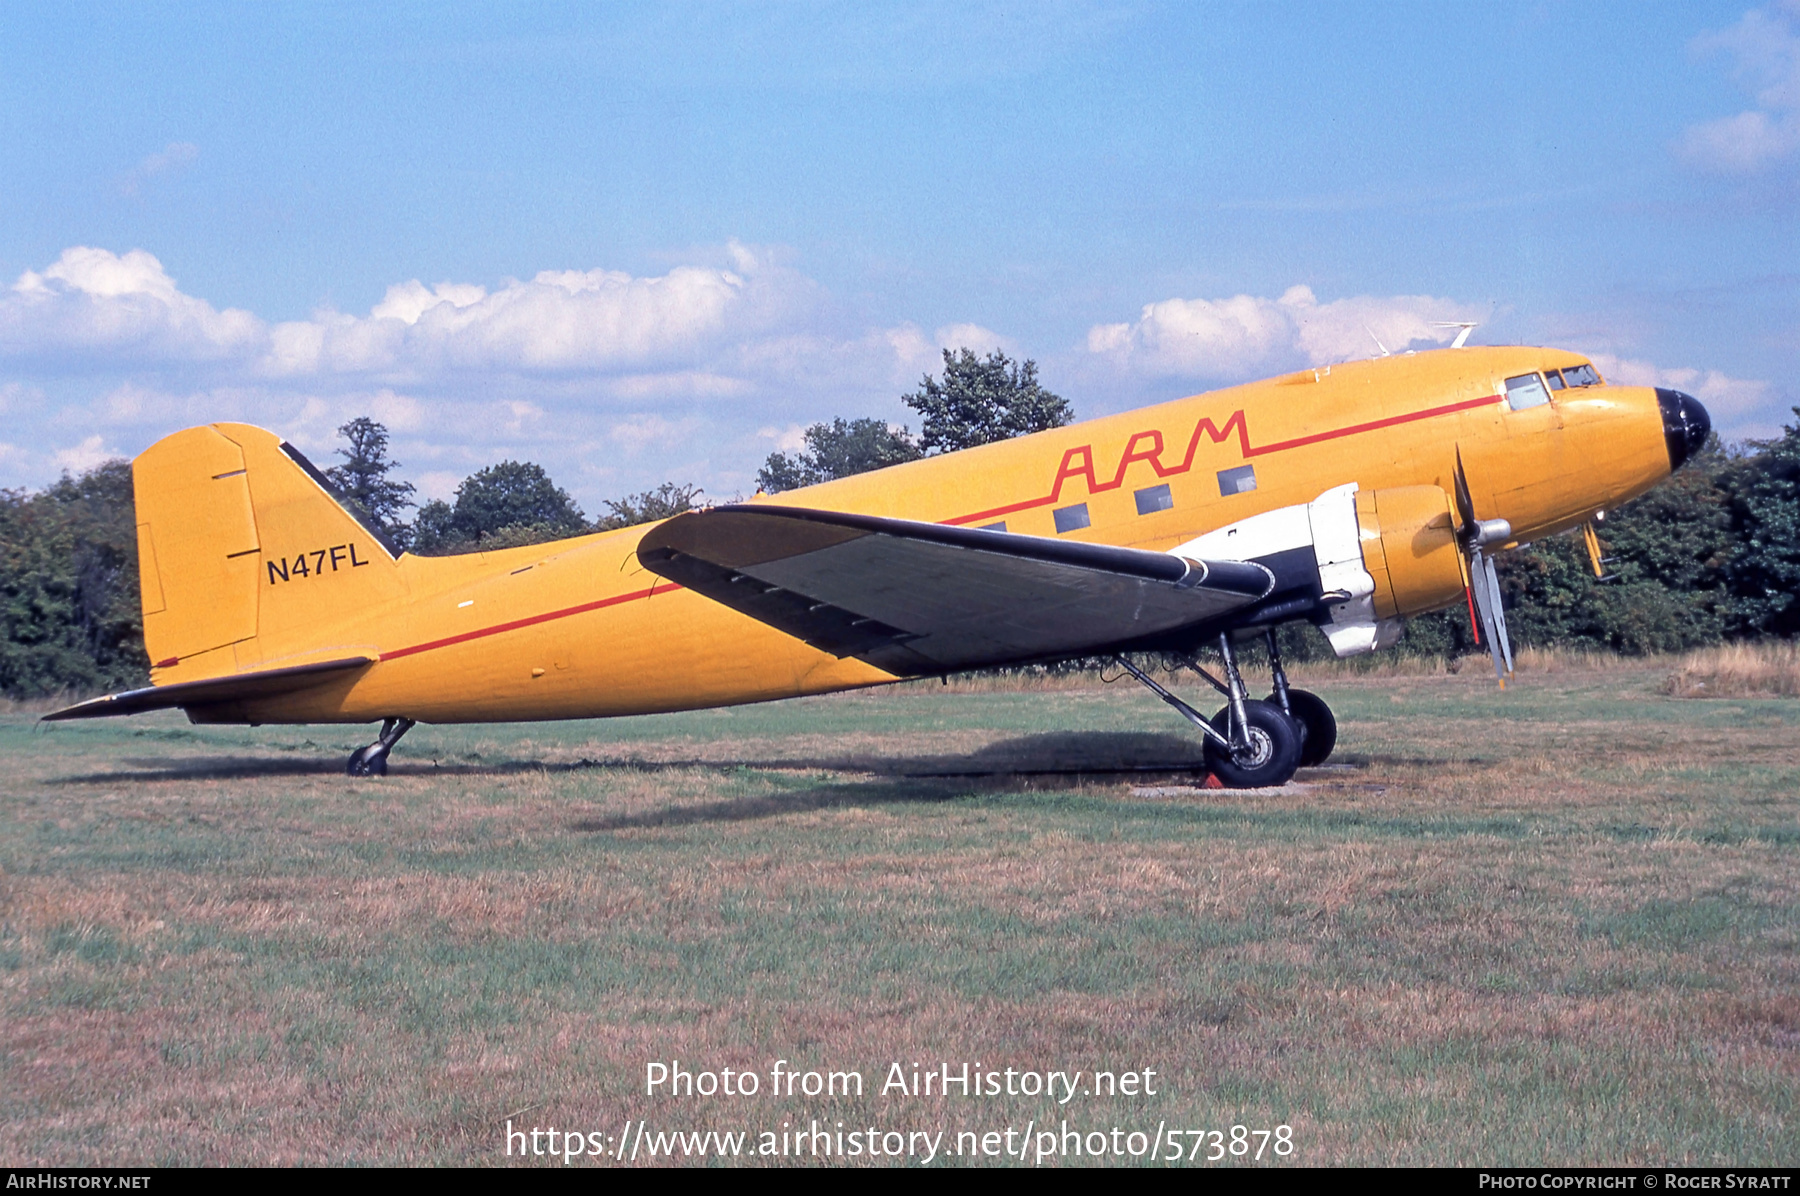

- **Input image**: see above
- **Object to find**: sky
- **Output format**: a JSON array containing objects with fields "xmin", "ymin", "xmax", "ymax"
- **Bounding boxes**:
[{"xmin": 2, "ymin": 1, "xmax": 1797, "ymax": 511}]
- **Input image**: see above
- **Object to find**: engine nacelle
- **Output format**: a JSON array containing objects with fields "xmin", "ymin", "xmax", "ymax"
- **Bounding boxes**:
[
  {"xmin": 1170, "ymin": 482, "xmax": 1468, "ymax": 658},
  {"xmin": 1353, "ymin": 484, "xmax": 1467, "ymax": 621}
]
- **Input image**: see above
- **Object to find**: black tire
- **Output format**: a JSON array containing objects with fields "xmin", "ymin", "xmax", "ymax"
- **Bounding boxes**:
[
  {"xmin": 346, "ymin": 746, "xmax": 388, "ymax": 777},
  {"xmin": 1203, "ymin": 699, "xmax": 1302, "ymax": 789},
  {"xmin": 1270, "ymin": 688, "xmax": 1337, "ymax": 767}
]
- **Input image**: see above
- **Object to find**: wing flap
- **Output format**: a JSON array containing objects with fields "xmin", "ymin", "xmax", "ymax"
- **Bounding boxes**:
[
  {"xmin": 638, "ymin": 506, "xmax": 1272, "ymax": 674},
  {"xmin": 42, "ymin": 656, "xmax": 375, "ymax": 721}
]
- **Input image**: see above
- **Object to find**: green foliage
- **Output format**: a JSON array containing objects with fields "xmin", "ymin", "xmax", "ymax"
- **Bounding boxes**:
[
  {"xmin": 593, "ymin": 482, "xmax": 705, "ymax": 531},
  {"xmin": 1499, "ymin": 537, "xmax": 1719, "ymax": 655},
  {"xmin": 323, "ymin": 418, "xmax": 415, "ymax": 546},
  {"xmin": 756, "ymin": 418, "xmax": 923, "ymax": 493},
  {"xmin": 0, "ymin": 461, "xmax": 148, "ymax": 698},
  {"xmin": 408, "ymin": 499, "xmax": 458, "ymax": 554},
  {"xmin": 409, "ymin": 461, "xmax": 587, "ymax": 555},
  {"xmin": 1480, "ymin": 433, "xmax": 1795, "ymax": 655},
  {"xmin": 1726, "ymin": 410, "xmax": 1800, "ymax": 636},
  {"xmin": 902, "ymin": 348, "xmax": 1071, "ymax": 454}
]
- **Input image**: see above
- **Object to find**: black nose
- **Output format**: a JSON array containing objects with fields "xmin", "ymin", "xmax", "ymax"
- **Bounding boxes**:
[{"xmin": 1656, "ymin": 388, "xmax": 1711, "ymax": 471}]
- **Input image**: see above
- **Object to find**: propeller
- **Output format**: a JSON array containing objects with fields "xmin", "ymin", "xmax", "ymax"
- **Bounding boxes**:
[{"xmin": 1453, "ymin": 448, "xmax": 1514, "ymax": 687}]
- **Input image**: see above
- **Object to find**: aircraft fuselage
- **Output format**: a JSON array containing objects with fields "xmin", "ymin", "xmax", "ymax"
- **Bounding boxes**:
[{"xmin": 137, "ymin": 346, "xmax": 1687, "ymax": 725}]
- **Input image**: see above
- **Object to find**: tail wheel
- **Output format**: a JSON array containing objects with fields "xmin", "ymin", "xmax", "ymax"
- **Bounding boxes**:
[
  {"xmin": 346, "ymin": 746, "xmax": 389, "ymax": 777},
  {"xmin": 1271, "ymin": 688, "xmax": 1337, "ymax": 767},
  {"xmin": 1204, "ymin": 699, "xmax": 1302, "ymax": 789}
]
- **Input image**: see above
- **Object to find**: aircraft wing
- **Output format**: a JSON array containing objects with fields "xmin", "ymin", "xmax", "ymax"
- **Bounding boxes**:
[
  {"xmin": 637, "ymin": 505, "xmax": 1274, "ymax": 675},
  {"xmin": 42, "ymin": 656, "xmax": 375, "ymax": 721}
]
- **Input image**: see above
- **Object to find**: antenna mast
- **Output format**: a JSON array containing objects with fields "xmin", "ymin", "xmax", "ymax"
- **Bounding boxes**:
[{"xmin": 1432, "ymin": 321, "xmax": 1478, "ymax": 349}]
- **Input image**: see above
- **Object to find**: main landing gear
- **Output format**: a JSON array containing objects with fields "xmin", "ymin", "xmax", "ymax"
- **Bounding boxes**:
[
  {"xmin": 1262, "ymin": 629, "xmax": 1336, "ymax": 768},
  {"xmin": 347, "ymin": 717, "xmax": 415, "ymax": 777},
  {"xmin": 1115, "ymin": 629, "xmax": 1336, "ymax": 789}
]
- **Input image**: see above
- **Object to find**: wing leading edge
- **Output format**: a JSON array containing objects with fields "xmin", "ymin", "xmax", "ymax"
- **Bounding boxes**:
[{"xmin": 637, "ymin": 505, "xmax": 1274, "ymax": 675}]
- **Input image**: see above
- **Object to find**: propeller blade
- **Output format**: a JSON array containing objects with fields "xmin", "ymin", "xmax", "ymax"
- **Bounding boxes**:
[
  {"xmin": 1454, "ymin": 448, "xmax": 1515, "ymax": 685},
  {"xmin": 1452, "ymin": 446, "xmax": 1478, "ymax": 536},
  {"xmin": 1468, "ymin": 547, "xmax": 1514, "ymax": 686},
  {"xmin": 1484, "ymin": 551, "xmax": 1514, "ymax": 676}
]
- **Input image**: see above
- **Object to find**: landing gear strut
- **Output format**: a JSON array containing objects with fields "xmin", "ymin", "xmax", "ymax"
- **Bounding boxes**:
[
  {"xmin": 1116, "ymin": 631, "xmax": 1305, "ymax": 789},
  {"xmin": 347, "ymin": 717, "xmax": 415, "ymax": 777},
  {"xmin": 1262, "ymin": 629, "xmax": 1336, "ymax": 767}
]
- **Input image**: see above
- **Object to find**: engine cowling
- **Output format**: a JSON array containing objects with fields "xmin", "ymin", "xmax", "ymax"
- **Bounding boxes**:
[
  {"xmin": 1354, "ymin": 485, "xmax": 1467, "ymax": 620},
  {"xmin": 1170, "ymin": 482, "xmax": 1469, "ymax": 658}
]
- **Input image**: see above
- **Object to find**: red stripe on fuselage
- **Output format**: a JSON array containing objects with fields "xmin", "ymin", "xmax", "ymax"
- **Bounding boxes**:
[{"xmin": 378, "ymin": 582, "xmax": 682, "ymax": 662}]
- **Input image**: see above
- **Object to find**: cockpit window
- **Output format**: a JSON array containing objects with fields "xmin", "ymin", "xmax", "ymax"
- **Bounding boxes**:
[
  {"xmin": 1562, "ymin": 363, "xmax": 1600, "ymax": 387},
  {"xmin": 1504, "ymin": 373, "xmax": 1551, "ymax": 411},
  {"xmin": 1544, "ymin": 368, "xmax": 1566, "ymax": 390}
]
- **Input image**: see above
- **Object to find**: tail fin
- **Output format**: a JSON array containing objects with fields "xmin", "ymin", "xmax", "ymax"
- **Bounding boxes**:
[{"xmin": 135, "ymin": 423, "xmax": 407, "ymax": 679}]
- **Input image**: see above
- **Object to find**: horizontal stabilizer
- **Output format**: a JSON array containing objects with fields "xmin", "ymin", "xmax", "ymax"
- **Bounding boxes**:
[
  {"xmin": 42, "ymin": 656, "xmax": 375, "ymax": 721},
  {"xmin": 637, "ymin": 505, "xmax": 1273, "ymax": 674}
]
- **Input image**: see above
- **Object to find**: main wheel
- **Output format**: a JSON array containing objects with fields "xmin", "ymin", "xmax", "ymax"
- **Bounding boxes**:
[
  {"xmin": 1203, "ymin": 699, "xmax": 1302, "ymax": 789},
  {"xmin": 346, "ymin": 745, "xmax": 388, "ymax": 777},
  {"xmin": 1269, "ymin": 688, "xmax": 1337, "ymax": 767}
]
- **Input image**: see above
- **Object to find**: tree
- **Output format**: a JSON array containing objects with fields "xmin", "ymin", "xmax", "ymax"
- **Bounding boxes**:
[
  {"xmin": 324, "ymin": 417, "xmax": 415, "ymax": 545},
  {"xmin": 1727, "ymin": 408, "xmax": 1800, "ymax": 636},
  {"xmin": 901, "ymin": 348, "xmax": 1071, "ymax": 454},
  {"xmin": 756, "ymin": 418, "xmax": 922, "ymax": 493},
  {"xmin": 594, "ymin": 482, "xmax": 705, "ymax": 530},
  {"xmin": 410, "ymin": 460, "xmax": 587, "ymax": 555},
  {"xmin": 0, "ymin": 461, "xmax": 147, "ymax": 698},
  {"xmin": 409, "ymin": 500, "xmax": 459, "ymax": 553}
]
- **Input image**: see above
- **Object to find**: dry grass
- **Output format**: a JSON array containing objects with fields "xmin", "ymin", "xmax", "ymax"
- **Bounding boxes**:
[
  {"xmin": 2, "ymin": 663, "xmax": 1796, "ymax": 1166},
  {"xmin": 1665, "ymin": 641, "xmax": 1800, "ymax": 699}
]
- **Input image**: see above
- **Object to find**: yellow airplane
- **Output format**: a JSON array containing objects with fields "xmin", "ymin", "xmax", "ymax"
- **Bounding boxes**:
[{"xmin": 46, "ymin": 345, "xmax": 1710, "ymax": 788}]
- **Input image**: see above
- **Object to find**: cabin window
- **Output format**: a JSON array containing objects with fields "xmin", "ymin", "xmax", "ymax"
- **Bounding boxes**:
[
  {"xmin": 1562, "ymin": 363, "xmax": 1600, "ymax": 387},
  {"xmin": 1544, "ymin": 368, "xmax": 1566, "ymax": 390},
  {"xmin": 1217, "ymin": 465, "xmax": 1257, "ymax": 495},
  {"xmin": 1052, "ymin": 503, "xmax": 1090, "ymax": 534},
  {"xmin": 1135, "ymin": 483, "xmax": 1173, "ymax": 515},
  {"xmin": 1504, "ymin": 373, "xmax": 1551, "ymax": 411}
]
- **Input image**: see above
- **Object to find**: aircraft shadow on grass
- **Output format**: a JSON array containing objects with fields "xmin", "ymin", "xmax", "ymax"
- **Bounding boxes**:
[
  {"xmin": 51, "ymin": 730, "xmax": 1218, "ymax": 787},
  {"xmin": 46, "ymin": 731, "xmax": 1398, "ymax": 832}
]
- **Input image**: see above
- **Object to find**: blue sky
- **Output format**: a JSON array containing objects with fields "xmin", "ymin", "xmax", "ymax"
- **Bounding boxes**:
[{"xmin": 2, "ymin": 2, "xmax": 1796, "ymax": 510}]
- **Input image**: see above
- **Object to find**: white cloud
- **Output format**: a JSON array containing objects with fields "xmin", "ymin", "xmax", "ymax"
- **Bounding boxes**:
[
  {"xmin": 501, "ymin": 400, "xmax": 543, "ymax": 434},
  {"xmin": 98, "ymin": 381, "xmax": 168, "ymax": 424},
  {"xmin": 606, "ymin": 370, "xmax": 752, "ymax": 400},
  {"xmin": 3, "ymin": 247, "xmax": 263, "ymax": 362},
  {"xmin": 757, "ymin": 423, "xmax": 808, "ymax": 452},
  {"xmin": 1678, "ymin": 109, "xmax": 1800, "ymax": 172},
  {"xmin": 284, "ymin": 248, "xmax": 788, "ymax": 376},
  {"xmin": 934, "ymin": 322, "xmax": 1016, "ymax": 357},
  {"xmin": 53, "ymin": 434, "xmax": 122, "ymax": 474},
  {"xmin": 415, "ymin": 471, "xmax": 462, "ymax": 503},
  {"xmin": 0, "ymin": 242, "xmax": 871, "ymax": 393},
  {"xmin": 0, "ymin": 380, "xmax": 41, "ymax": 413},
  {"xmin": 609, "ymin": 413, "xmax": 700, "ymax": 453},
  {"xmin": 119, "ymin": 142, "xmax": 199, "ymax": 197},
  {"xmin": 365, "ymin": 388, "xmax": 427, "ymax": 432},
  {"xmin": 370, "ymin": 279, "xmax": 488, "ymax": 324},
  {"xmin": 1086, "ymin": 284, "xmax": 1483, "ymax": 380},
  {"xmin": 1678, "ymin": 4, "xmax": 1800, "ymax": 173},
  {"xmin": 0, "ymin": 243, "xmax": 1003, "ymax": 502},
  {"xmin": 1589, "ymin": 352, "xmax": 1782, "ymax": 436}
]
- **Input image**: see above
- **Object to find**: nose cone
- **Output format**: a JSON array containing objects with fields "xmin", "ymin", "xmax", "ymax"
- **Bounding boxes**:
[{"xmin": 1656, "ymin": 388, "xmax": 1711, "ymax": 472}]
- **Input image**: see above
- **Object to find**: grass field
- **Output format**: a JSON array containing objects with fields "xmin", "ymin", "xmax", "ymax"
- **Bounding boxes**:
[{"xmin": 2, "ymin": 662, "xmax": 1796, "ymax": 1166}]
